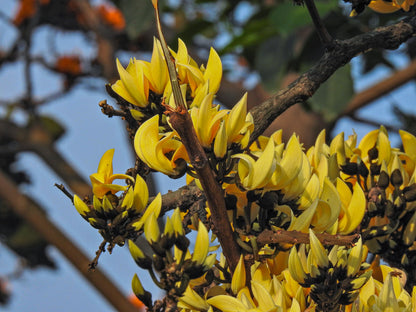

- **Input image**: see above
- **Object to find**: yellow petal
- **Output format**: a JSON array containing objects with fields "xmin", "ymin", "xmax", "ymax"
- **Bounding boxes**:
[
  {"xmin": 251, "ymin": 281, "xmax": 277, "ymax": 311},
  {"xmin": 192, "ymin": 221, "xmax": 209, "ymax": 265},
  {"xmin": 207, "ymin": 295, "xmax": 248, "ymax": 312},
  {"xmin": 133, "ymin": 193, "xmax": 162, "ymax": 231},
  {"xmin": 231, "ymin": 255, "xmax": 246, "ymax": 294},
  {"xmin": 203, "ymin": 47, "xmax": 222, "ymax": 95},
  {"xmin": 338, "ymin": 183, "xmax": 366, "ymax": 234}
]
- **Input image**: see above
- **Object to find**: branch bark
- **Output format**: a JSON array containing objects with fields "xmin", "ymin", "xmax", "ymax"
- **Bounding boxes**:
[{"xmin": 257, "ymin": 229, "xmax": 360, "ymax": 247}]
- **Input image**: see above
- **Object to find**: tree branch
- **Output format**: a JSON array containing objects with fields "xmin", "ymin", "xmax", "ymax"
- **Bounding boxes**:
[
  {"xmin": 257, "ymin": 229, "xmax": 360, "ymax": 247},
  {"xmin": 249, "ymin": 16, "xmax": 416, "ymax": 142}
]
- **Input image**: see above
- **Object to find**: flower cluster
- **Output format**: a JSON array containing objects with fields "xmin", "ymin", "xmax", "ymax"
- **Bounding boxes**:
[{"xmin": 69, "ymin": 34, "xmax": 416, "ymax": 312}]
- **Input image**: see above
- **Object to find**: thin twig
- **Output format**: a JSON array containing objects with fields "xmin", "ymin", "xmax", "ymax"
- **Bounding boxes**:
[
  {"xmin": 54, "ymin": 183, "xmax": 74, "ymax": 202},
  {"xmin": 304, "ymin": 0, "xmax": 332, "ymax": 45}
]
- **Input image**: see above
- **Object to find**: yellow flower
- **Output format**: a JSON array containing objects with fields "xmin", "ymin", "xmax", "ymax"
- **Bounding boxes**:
[
  {"xmin": 336, "ymin": 178, "xmax": 366, "ymax": 234},
  {"xmin": 143, "ymin": 37, "xmax": 169, "ymax": 94},
  {"xmin": 89, "ymin": 149, "xmax": 134, "ymax": 198},
  {"xmin": 112, "ymin": 58, "xmax": 149, "ymax": 107},
  {"xmin": 134, "ymin": 115, "xmax": 188, "ymax": 177},
  {"xmin": 189, "ymin": 93, "xmax": 228, "ymax": 148}
]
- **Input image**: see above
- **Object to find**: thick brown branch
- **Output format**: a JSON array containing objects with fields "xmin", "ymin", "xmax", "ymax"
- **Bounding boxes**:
[
  {"xmin": 257, "ymin": 229, "xmax": 360, "ymax": 247},
  {"xmin": 0, "ymin": 170, "xmax": 138, "ymax": 312},
  {"xmin": 250, "ymin": 16, "xmax": 416, "ymax": 142}
]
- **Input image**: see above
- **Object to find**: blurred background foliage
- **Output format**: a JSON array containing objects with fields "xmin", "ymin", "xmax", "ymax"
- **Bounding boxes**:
[{"xmin": 1, "ymin": 0, "xmax": 416, "ymax": 308}]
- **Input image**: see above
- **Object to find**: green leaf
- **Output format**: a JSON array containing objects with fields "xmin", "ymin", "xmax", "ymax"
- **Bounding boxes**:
[
  {"xmin": 254, "ymin": 35, "xmax": 296, "ymax": 92},
  {"xmin": 268, "ymin": 1, "xmax": 338, "ymax": 36},
  {"xmin": 308, "ymin": 64, "xmax": 354, "ymax": 122},
  {"xmin": 121, "ymin": 0, "xmax": 153, "ymax": 40}
]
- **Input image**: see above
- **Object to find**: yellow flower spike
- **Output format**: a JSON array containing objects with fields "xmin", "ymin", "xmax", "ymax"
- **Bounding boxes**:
[
  {"xmin": 226, "ymin": 93, "xmax": 249, "ymax": 144},
  {"xmin": 231, "ymin": 255, "xmax": 246, "ymax": 295},
  {"xmin": 134, "ymin": 115, "xmax": 185, "ymax": 176},
  {"xmin": 203, "ymin": 47, "xmax": 222, "ymax": 95},
  {"xmin": 207, "ymin": 295, "xmax": 249, "ymax": 312},
  {"xmin": 132, "ymin": 174, "xmax": 149, "ymax": 214},
  {"xmin": 251, "ymin": 280, "xmax": 277, "ymax": 311},
  {"xmin": 133, "ymin": 193, "xmax": 162, "ymax": 231},
  {"xmin": 347, "ymin": 237, "xmax": 363, "ymax": 277},
  {"xmin": 178, "ymin": 286, "xmax": 210, "ymax": 311},
  {"xmin": 90, "ymin": 149, "xmax": 134, "ymax": 198},
  {"xmin": 144, "ymin": 212, "xmax": 160, "ymax": 244},
  {"xmin": 73, "ymin": 195, "xmax": 89, "ymax": 217},
  {"xmin": 338, "ymin": 182, "xmax": 366, "ymax": 234},
  {"xmin": 192, "ymin": 221, "xmax": 209, "ymax": 265},
  {"xmin": 309, "ymin": 229, "xmax": 329, "ymax": 268},
  {"xmin": 112, "ymin": 59, "xmax": 149, "ymax": 107},
  {"xmin": 298, "ymin": 173, "xmax": 320, "ymax": 210},
  {"xmin": 376, "ymin": 130, "xmax": 392, "ymax": 165},
  {"xmin": 146, "ymin": 37, "xmax": 168, "ymax": 94},
  {"xmin": 288, "ymin": 246, "xmax": 307, "ymax": 284},
  {"xmin": 214, "ymin": 121, "xmax": 227, "ymax": 158},
  {"xmin": 330, "ymin": 132, "xmax": 347, "ymax": 166}
]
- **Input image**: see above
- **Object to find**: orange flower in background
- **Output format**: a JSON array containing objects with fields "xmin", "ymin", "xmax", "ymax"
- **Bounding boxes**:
[
  {"xmin": 128, "ymin": 294, "xmax": 145, "ymax": 311},
  {"xmin": 97, "ymin": 4, "xmax": 125, "ymax": 31},
  {"xmin": 55, "ymin": 55, "xmax": 82, "ymax": 76},
  {"xmin": 13, "ymin": 0, "xmax": 50, "ymax": 26}
]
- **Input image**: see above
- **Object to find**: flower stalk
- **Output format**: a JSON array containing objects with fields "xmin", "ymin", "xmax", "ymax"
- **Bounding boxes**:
[{"xmin": 150, "ymin": 0, "xmax": 240, "ymax": 272}]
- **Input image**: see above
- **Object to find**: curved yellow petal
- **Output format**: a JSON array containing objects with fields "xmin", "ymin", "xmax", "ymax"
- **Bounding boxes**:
[
  {"xmin": 338, "ymin": 183, "xmax": 366, "ymax": 234},
  {"xmin": 203, "ymin": 47, "xmax": 222, "ymax": 95}
]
